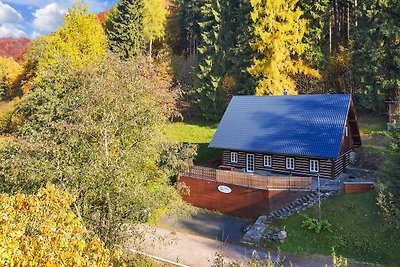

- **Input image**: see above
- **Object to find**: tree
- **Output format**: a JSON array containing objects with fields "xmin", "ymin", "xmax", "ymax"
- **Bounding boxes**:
[
  {"xmin": 296, "ymin": 0, "xmax": 330, "ymax": 69},
  {"xmin": 195, "ymin": 0, "xmax": 227, "ymax": 120},
  {"xmin": 352, "ymin": 0, "xmax": 400, "ymax": 112},
  {"xmin": 106, "ymin": 0, "xmax": 146, "ymax": 59},
  {"xmin": 0, "ymin": 57, "xmax": 23, "ymax": 100},
  {"xmin": 0, "ymin": 183, "xmax": 112, "ymax": 266},
  {"xmin": 37, "ymin": 2, "xmax": 107, "ymax": 74},
  {"xmin": 143, "ymin": 0, "xmax": 167, "ymax": 57},
  {"xmin": 0, "ymin": 54, "xmax": 196, "ymax": 247},
  {"xmin": 379, "ymin": 119, "xmax": 400, "ymax": 229},
  {"xmin": 248, "ymin": 0, "xmax": 319, "ymax": 95}
]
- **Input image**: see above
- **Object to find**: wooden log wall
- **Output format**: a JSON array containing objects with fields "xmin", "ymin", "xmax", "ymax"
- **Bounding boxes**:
[
  {"xmin": 222, "ymin": 150, "xmax": 334, "ymax": 179},
  {"xmin": 333, "ymin": 150, "xmax": 351, "ymax": 178}
]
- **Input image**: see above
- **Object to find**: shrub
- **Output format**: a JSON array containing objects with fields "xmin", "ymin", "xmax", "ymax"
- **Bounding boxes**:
[
  {"xmin": 0, "ymin": 98, "xmax": 21, "ymax": 133},
  {"xmin": 0, "ymin": 183, "xmax": 112, "ymax": 266},
  {"xmin": 301, "ymin": 216, "xmax": 332, "ymax": 234}
]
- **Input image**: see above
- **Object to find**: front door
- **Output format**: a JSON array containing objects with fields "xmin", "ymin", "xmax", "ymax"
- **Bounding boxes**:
[{"xmin": 246, "ymin": 154, "xmax": 255, "ymax": 173}]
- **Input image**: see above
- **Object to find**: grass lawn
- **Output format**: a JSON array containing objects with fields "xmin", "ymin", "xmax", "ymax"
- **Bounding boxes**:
[
  {"xmin": 262, "ymin": 192, "xmax": 400, "ymax": 265},
  {"xmin": 164, "ymin": 120, "xmax": 219, "ymax": 164}
]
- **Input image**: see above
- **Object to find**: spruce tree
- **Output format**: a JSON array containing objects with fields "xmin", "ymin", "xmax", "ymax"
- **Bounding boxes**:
[
  {"xmin": 297, "ymin": 0, "xmax": 330, "ymax": 69},
  {"xmin": 106, "ymin": 0, "xmax": 145, "ymax": 59},
  {"xmin": 196, "ymin": 0, "xmax": 226, "ymax": 120},
  {"xmin": 352, "ymin": 0, "xmax": 400, "ymax": 112}
]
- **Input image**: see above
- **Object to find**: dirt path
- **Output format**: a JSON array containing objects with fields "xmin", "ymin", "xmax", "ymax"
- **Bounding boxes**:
[{"xmin": 129, "ymin": 226, "xmax": 370, "ymax": 267}]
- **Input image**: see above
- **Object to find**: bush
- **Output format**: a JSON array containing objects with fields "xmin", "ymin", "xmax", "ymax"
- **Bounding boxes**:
[
  {"xmin": 0, "ymin": 98, "xmax": 21, "ymax": 133},
  {"xmin": 301, "ymin": 216, "xmax": 332, "ymax": 234},
  {"xmin": 0, "ymin": 183, "xmax": 112, "ymax": 266}
]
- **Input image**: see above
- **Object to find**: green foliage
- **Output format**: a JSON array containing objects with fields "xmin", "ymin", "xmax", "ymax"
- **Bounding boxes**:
[
  {"xmin": 301, "ymin": 216, "xmax": 332, "ymax": 234},
  {"xmin": 352, "ymin": 0, "xmax": 400, "ymax": 112},
  {"xmin": 195, "ymin": 0, "xmax": 255, "ymax": 120},
  {"xmin": 164, "ymin": 120, "xmax": 219, "ymax": 164},
  {"xmin": 378, "ymin": 121, "xmax": 400, "ymax": 228},
  {"xmin": 262, "ymin": 192, "xmax": 400, "ymax": 265},
  {"xmin": 0, "ymin": 54, "xmax": 195, "ymax": 247},
  {"xmin": 106, "ymin": 0, "xmax": 146, "ymax": 59},
  {"xmin": 249, "ymin": 0, "xmax": 320, "ymax": 95},
  {"xmin": 0, "ymin": 98, "xmax": 21, "ymax": 134},
  {"xmin": 296, "ymin": 0, "xmax": 330, "ymax": 70},
  {"xmin": 37, "ymin": 2, "xmax": 107, "ymax": 75}
]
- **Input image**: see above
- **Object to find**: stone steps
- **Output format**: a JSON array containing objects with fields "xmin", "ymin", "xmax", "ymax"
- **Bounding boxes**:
[{"xmin": 241, "ymin": 191, "xmax": 335, "ymax": 244}]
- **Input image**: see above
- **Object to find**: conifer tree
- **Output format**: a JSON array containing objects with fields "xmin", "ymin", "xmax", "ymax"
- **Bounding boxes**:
[
  {"xmin": 196, "ymin": 0, "xmax": 226, "ymax": 120},
  {"xmin": 248, "ymin": 0, "xmax": 319, "ymax": 95},
  {"xmin": 352, "ymin": 0, "xmax": 400, "ymax": 112},
  {"xmin": 106, "ymin": 0, "xmax": 145, "ymax": 59},
  {"xmin": 297, "ymin": 0, "xmax": 330, "ymax": 69}
]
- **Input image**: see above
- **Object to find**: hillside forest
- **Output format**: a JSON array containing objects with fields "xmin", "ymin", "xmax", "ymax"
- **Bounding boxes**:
[{"xmin": 0, "ymin": 0, "xmax": 399, "ymax": 265}]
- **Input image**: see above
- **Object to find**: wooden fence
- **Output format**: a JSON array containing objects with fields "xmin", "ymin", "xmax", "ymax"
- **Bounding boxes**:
[{"xmin": 182, "ymin": 166, "xmax": 312, "ymax": 190}]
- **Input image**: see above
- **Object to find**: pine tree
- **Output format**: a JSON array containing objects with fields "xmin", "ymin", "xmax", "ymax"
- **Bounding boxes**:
[
  {"xmin": 248, "ymin": 0, "xmax": 319, "ymax": 95},
  {"xmin": 143, "ymin": 0, "xmax": 167, "ymax": 56},
  {"xmin": 106, "ymin": 0, "xmax": 145, "ymax": 59}
]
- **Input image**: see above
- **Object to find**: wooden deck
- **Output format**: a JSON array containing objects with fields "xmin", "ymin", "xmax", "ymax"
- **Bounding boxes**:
[{"xmin": 181, "ymin": 166, "xmax": 312, "ymax": 191}]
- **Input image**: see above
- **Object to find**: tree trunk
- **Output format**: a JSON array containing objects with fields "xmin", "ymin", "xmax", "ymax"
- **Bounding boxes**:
[{"xmin": 334, "ymin": 0, "xmax": 340, "ymax": 52}]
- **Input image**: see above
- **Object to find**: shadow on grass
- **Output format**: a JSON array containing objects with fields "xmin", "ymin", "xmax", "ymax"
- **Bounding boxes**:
[{"xmin": 195, "ymin": 143, "xmax": 220, "ymax": 165}]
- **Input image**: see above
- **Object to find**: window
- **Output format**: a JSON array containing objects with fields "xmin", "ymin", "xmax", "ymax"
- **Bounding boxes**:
[
  {"xmin": 345, "ymin": 126, "xmax": 349, "ymax": 137},
  {"xmin": 230, "ymin": 152, "xmax": 238, "ymax": 163},
  {"xmin": 286, "ymin": 157, "xmax": 295, "ymax": 170},
  {"xmin": 246, "ymin": 154, "xmax": 255, "ymax": 173},
  {"xmin": 263, "ymin": 155, "xmax": 272, "ymax": 167},
  {"xmin": 310, "ymin": 160, "xmax": 319, "ymax": 173}
]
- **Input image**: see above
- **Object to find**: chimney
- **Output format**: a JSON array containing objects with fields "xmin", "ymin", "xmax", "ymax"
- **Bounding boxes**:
[{"xmin": 283, "ymin": 88, "xmax": 288, "ymax": 95}]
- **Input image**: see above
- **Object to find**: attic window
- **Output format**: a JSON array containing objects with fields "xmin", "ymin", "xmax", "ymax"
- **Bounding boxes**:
[
  {"xmin": 310, "ymin": 160, "xmax": 319, "ymax": 173},
  {"xmin": 230, "ymin": 152, "xmax": 238, "ymax": 163},
  {"xmin": 263, "ymin": 155, "xmax": 272, "ymax": 167},
  {"xmin": 286, "ymin": 157, "xmax": 295, "ymax": 170},
  {"xmin": 345, "ymin": 126, "xmax": 349, "ymax": 137}
]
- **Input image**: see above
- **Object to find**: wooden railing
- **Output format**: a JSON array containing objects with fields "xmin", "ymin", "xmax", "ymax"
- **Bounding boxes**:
[{"xmin": 181, "ymin": 166, "xmax": 312, "ymax": 190}]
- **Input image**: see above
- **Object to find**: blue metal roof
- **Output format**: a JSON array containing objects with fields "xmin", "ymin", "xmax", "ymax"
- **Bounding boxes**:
[{"xmin": 209, "ymin": 94, "xmax": 352, "ymax": 160}]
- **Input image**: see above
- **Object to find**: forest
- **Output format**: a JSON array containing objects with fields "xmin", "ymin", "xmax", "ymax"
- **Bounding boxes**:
[{"xmin": 0, "ymin": 0, "xmax": 399, "ymax": 265}]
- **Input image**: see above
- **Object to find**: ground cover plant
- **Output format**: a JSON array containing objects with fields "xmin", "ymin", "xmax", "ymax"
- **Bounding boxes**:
[{"xmin": 262, "ymin": 192, "xmax": 400, "ymax": 265}]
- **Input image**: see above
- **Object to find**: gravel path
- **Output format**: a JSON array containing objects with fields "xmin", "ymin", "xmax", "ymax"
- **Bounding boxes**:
[{"xmin": 130, "ymin": 225, "xmax": 371, "ymax": 267}]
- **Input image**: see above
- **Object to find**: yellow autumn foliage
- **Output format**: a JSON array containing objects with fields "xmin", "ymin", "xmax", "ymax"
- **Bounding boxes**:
[
  {"xmin": 248, "ymin": 0, "xmax": 320, "ymax": 95},
  {"xmin": 0, "ymin": 56, "xmax": 23, "ymax": 97},
  {"xmin": 0, "ymin": 183, "xmax": 112, "ymax": 266},
  {"xmin": 37, "ymin": 2, "xmax": 107, "ymax": 75}
]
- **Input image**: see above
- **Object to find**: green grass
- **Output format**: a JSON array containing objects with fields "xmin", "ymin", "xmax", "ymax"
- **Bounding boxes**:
[
  {"xmin": 358, "ymin": 114, "xmax": 388, "ymax": 134},
  {"xmin": 262, "ymin": 192, "xmax": 400, "ymax": 265},
  {"xmin": 164, "ymin": 120, "xmax": 220, "ymax": 164}
]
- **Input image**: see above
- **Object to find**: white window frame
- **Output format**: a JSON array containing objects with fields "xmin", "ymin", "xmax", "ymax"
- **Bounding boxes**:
[
  {"xmin": 246, "ymin": 154, "xmax": 255, "ymax": 173},
  {"xmin": 286, "ymin": 157, "xmax": 295, "ymax": 170},
  {"xmin": 230, "ymin": 152, "xmax": 238, "ymax": 163},
  {"xmin": 263, "ymin": 155, "xmax": 272, "ymax": 167},
  {"xmin": 310, "ymin": 159, "xmax": 319, "ymax": 173}
]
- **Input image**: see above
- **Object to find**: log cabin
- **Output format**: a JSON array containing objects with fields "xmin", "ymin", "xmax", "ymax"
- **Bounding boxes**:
[{"xmin": 209, "ymin": 94, "xmax": 362, "ymax": 179}]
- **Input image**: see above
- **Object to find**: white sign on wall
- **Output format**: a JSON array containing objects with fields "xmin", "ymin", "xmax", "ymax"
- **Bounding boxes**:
[{"xmin": 218, "ymin": 185, "xmax": 232, "ymax": 194}]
